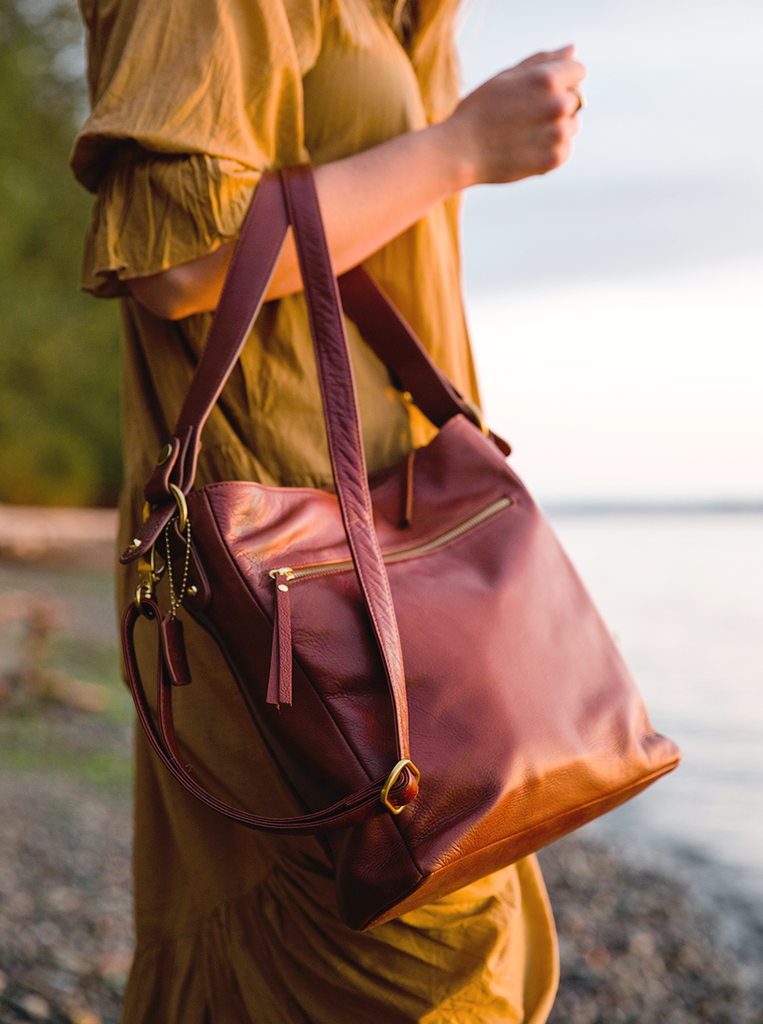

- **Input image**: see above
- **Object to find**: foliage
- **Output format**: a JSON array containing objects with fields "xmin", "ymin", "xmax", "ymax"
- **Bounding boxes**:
[{"xmin": 0, "ymin": 0, "xmax": 121, "ymax": 507}]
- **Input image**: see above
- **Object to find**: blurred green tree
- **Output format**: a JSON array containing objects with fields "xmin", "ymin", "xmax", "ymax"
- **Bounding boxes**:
[{"xmin": 0, "ymin": 0, "xmax": 121, "ymax": 507}]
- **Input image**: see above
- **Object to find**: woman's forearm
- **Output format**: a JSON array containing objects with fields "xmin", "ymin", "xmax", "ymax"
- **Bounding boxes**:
[
  {"xmin": 292, "ymin": 121, "xmax": 472, "ymax": 290},
  {"xmin": 127, "ymin": 46, "xmax": 585, "ymax": 320},
  {"xmin": 127, "ymin": 124, "xmax": 469, "ymax": 320}
]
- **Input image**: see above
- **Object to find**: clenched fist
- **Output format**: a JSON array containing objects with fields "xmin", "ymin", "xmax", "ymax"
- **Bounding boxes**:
[{"xmin": 439, "ymin": 45, "xmax": 586, "ymax": 187}]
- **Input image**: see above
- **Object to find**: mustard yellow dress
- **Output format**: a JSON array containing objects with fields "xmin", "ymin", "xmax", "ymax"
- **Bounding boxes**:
[{"xmin": 72, "ymin": 0, "xmax": 559, "ymax": 1020}]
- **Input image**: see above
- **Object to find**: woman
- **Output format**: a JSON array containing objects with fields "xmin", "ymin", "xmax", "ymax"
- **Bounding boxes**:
[{"xmin": 72, "ymin": 0, "xmax": 585, "ymax": 1020}]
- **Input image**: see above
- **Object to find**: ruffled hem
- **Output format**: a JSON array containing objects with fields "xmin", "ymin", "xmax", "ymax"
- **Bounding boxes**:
[
  {"xmin": 121, "ymin": 858, "xmax": 556, "ymax": 1024},
  {"xmin": 81, "ymin": 147, "xmax": 261, "ymax": 298}
]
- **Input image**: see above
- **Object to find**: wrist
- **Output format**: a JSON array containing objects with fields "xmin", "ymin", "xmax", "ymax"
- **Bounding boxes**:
[{"xmin": 424, "ymin": 118, "xmax": 480, "ymax": 193}]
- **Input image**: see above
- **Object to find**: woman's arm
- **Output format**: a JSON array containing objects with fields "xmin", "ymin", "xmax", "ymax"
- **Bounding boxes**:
[{"xmin": 128, "ymin": 47, "xmax": 585, "ymax": 320}]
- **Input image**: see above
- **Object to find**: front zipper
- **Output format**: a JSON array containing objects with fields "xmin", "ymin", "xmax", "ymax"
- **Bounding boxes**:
[{"xmin": 268, "ymin": 495, "xmax": 513, "ymax": 585}]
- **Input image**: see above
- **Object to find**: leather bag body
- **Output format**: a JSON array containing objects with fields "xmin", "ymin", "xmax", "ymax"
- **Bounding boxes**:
[{"xmin": 121, "ymin": 167, "xmax": 681, "ymax": 931}]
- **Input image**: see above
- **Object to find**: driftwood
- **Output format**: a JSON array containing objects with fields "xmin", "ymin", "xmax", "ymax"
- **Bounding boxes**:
[{"xmin": 0, "ymin": 505, "xmax": 117, "ymax": 570}]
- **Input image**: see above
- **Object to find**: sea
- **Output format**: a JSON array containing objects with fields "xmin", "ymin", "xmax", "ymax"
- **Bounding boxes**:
[{"xmin": 455, "ymin": 0, "xmax": 763, "ymax": 904}]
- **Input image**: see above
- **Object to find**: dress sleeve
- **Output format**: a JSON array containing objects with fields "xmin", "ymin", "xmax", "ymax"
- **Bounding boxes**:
[{"xmin": 72, "ymin": 0, "xmax": 322, "ymax": 296}]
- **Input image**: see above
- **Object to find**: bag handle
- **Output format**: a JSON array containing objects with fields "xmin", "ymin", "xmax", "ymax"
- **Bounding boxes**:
[{"xmin": 122, "ymin": 601, "xmax": 417, "ymax": 833}]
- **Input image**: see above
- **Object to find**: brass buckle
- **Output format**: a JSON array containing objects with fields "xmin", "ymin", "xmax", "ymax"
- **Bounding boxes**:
[{"xmin": 380, "ymin": 758, "xmax": 420, "ymax": 815}]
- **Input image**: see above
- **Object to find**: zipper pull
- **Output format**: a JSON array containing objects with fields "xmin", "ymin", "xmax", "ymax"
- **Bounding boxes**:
[
  {"xmin": 267, "ymin": 569, "xmax": 294, "ymax": 707},
  {"xmin": 159, "ymin": 612, "xmax": 192, "ymax": 687}
]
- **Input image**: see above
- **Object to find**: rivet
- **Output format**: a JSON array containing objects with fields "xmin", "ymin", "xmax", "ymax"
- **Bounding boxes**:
[
  {"xmin": 129, "ymin": 538, "xmax": 141, "ymax": 551},
  {"xmin": 277, "ymin": 584, "xmax": 289, "ymax": 593},
  {"xmin": 187, "ymin": 585, "xmax": 198, "ymax": 598},
  {"xmin": 157, "ymin": 443, "xmax": 173, "ymax": 466}
]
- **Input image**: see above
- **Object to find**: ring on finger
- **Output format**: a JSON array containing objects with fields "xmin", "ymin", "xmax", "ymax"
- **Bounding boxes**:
[{"xmin": 570, "ymin": 86, "xmax": 586, "ymax": 112}]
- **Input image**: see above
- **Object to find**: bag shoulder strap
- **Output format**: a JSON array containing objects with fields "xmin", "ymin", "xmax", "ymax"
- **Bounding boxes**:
[
  {"xmin": 279, "ymin": 165, "xmax": 411, "ymax": 762},
  {"xmin": 338, "ymin": 268, "xmax": 509, "ymax": 455}
]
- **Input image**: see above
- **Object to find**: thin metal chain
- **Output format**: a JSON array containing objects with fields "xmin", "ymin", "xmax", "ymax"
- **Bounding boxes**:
[{"xmin": 165, "ymin": 518, "xmax": 192, "ymax": 618}]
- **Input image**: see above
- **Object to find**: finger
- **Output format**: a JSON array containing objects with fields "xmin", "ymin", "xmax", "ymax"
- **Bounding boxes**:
[
  {"xmin": 541, "ymin": 58, "xmax": 587, "ymax": 90},
  {"xmin": 564, "ymin": 85, "xmax": 585, "ymax": 117},
  {"xmin": 516, "ymin": 44, "xmax": 576, "ymax": 69}
]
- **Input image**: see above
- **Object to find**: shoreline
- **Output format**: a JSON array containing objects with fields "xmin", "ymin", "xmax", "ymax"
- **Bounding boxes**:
[
  {"xmin": 540, "ymin": 830, "xmax": 763, "ymax": 1024},
  {"xmin": 583, "ymin": 814, "xmax": 763, "ymax": 941}
]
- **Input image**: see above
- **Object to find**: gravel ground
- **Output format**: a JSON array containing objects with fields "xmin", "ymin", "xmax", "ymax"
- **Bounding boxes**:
[
  {"xmin": 541, "ymin": 835, "xmax": 763, "ymax": 1024},
  {"xmin": 1, "ymin": 738, "xmax": 763, "ymax": 1024},
  {"xmin": 0, "ymin": 769, "xmax": 132, "ymax": 1024}
]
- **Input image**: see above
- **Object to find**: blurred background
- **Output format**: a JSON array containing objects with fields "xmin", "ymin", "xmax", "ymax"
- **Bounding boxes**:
[
  {"xmin": 0, "ymin": 0, "xmax": 761, "ymax": 1020},
  {"xmin": 0, "ymin": 2, "xmax": 136, "ymax": 1019},
  {"xmin": 460, "ymin": 0, "xmax": 763, "ymax": 504},
  {"xmin": 0, "ymin": 0, "xmax": 120, "ymax": 509},
  {"xmin": 459, "ymin": 0, "xmax": 763, "ymax": 913}
]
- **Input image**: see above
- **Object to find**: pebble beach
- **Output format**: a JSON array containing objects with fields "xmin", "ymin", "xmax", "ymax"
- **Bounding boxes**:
[{"xmin": 1, "ymin": 737, "xmax": 762, "ymax": 1024}]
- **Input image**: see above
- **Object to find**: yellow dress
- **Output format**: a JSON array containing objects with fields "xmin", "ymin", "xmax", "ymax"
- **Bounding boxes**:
[{"xmin": 72, "ymin": 0, "xmax": 559, "ymax": 1020}]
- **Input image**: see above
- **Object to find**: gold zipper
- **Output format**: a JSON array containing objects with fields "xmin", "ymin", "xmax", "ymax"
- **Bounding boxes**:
[{"xmin": 268, "ymin": 495, "xmax": 513, "ymax": 584}]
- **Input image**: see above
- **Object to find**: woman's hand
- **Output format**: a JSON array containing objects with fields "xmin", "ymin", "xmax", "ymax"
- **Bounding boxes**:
[
  {"xmin": 127, "ymin": 46, "xmax": 586, "ymax": 318},
  {"xmin": 435, "ymin": 45, "xmax": 586, "ymax": 188}
]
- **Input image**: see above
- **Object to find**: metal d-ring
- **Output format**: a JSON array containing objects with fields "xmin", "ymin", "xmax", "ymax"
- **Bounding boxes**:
[
  {"xmin": 380, "ymin": 758, "xmax": 421, "ymax": 815},
  {"xmin": 169, "ymin": 484, "xmax": 189, "ymax": 533}
]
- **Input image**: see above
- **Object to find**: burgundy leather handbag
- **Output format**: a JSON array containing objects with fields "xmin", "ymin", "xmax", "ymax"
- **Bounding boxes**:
[{"xmin": 121, "ymin": 166, "xmax": 681, "ymax": 931}]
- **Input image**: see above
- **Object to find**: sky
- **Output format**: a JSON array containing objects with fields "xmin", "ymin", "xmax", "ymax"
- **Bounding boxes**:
[{"xmin": 456, "ymin": 0, "xmax": 763, "ymax": 503}]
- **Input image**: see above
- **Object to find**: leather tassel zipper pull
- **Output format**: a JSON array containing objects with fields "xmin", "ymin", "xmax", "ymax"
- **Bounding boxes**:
[
  {"xmin": 267, "ymin": 569, "xmax": 294, "ymax": 707},
  {"xmin": 159, "ymin": 613, "xmax": 192, "ymax": 687}
]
